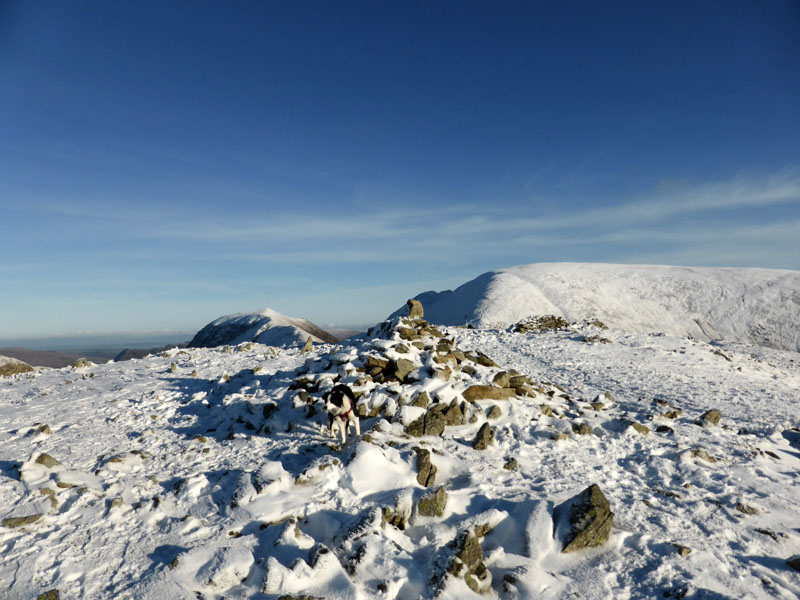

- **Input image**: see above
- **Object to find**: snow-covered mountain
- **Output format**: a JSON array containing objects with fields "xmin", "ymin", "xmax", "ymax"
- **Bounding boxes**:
[
  {"xmin": 393, "ymin": 263, "xmax": 800, "ymax": 351},
  {"xmin": 189, "ymin": 308, "xmax": 338, "ymax": 348}
]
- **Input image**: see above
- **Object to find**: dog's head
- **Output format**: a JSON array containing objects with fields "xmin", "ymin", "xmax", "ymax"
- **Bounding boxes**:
[{"xmin": 324, "ymin": 385, "xmax": 354, "ymax": 416}]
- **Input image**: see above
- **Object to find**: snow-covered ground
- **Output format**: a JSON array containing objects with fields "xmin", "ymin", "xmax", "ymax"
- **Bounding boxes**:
[
  {"xmin": 397, "ymin": 263, "xmax": 800, "ymax": 351},
  {"xmin": 2, "ymin": 316, "xmax": 800, "ymax": 599}
]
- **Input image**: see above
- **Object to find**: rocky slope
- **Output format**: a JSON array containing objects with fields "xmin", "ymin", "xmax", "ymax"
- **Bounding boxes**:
[
  {"xmin": 394, "ymin": 263, "xmax": 800, "ymax": 351},
  {"xmin": 189, "ymin": 308, "xmax": 338, "ymax": 348}
]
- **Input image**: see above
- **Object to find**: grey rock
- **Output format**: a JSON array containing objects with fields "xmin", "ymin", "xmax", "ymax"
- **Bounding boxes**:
[
  {"xmin": 405, "ymin": 408, "xmax": 446, "ymax": 438},
  {"xmin": 418, "ymin": 486, "xmax": 447, "ymax": 517},
  {"xmin": 442, "ymin": 400, "xmax": 464, "ymax": 426},
  {"xmin": 560, "ymin": 484, "xmax": 614, "ymax": 553},
  {"xmin": 487, "ymin": 405, "xmax": 502, "ymax": 420},
  {"xmin": 473, "ymin": 423, "xmax": 495, "ymax": 450},
  {"xmin": 503, "ymin": 458, "xmax": 518, "ymax": 471},
  {"xmin": 35, "ymin": 453, "xmax": 62, "ymax": 469},
  {"xmin": 415, "ymin": 447, "xmax": 437, "ymax": 488},
  {"xmin": 572, "ymin": 423, "xmax": 592, "ymax": 435},
  {"xmin": 700, "ymin": 409, "xmax": 722, "ymax": 426},
  {"xmin": 492, "ymin": 371, "xmax": 511, "ymax": 388},
  {"xmin": 411, "ymin": 391, "xmax": 430, "ymax": 408},
  {"xmin": 2, "ymin": 513, "xmax": 43, "ymax": 528},
  {"xmin": 462, "ymin": 385, "xmax": 516, "ymax": 402},
  {"xmin": 390, "ymin": 358, "xmax": 416, "ymax": 383}
]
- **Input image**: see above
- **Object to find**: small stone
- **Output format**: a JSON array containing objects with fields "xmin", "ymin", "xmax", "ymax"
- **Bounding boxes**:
[
  {"xmin": 36, "ymin": 424, "xmax": 52, "ymax": 435},
  {"xmin": 572, "ymin": 423, "xmax": 592, "ymax": 435},
  {"xmin": 2, "ymin": 513, "xmax": 43, "ymax": 528},
  {"xmin": 503, "ymin": 458, "xmax": 518, "ymax": 471},
  {"xmin": 673, "ymin": 544, "xmax": 692, "ymax": 557},
  {"xmin": 395, "ymin": 343, "xmax": 409, "ymax": 354},
  {"xmin": 415, "ymin": 447, "xmax": 437, "ymax": 488},
  {"xmin": 735, "ymin": 502, "xmax": 758, "ymax": 515},
  {"xmin": 492, "ymin": 371, "xmax": 511, "ymax": 388},
  {"xmin": 463, "ymin": 385, "xmax": 516, "ymax": 402},
  {"xmin": 540, "ymin": 404, "xmax": 555, "ymax": 417},
  {"xmin": 553, "ymin": 432, "xmax": 569, "ymax": 441},
  {"xmin": 35, "ymin": 453, "xmax": 62, "ymax": 469},
  {"xmin": 170, "ymin": 363, "xmax": 178, "ymax": 373},
  {"xmin": 473, "ymin": 423, "xmax": 495, "ymax": 450},
  {"xmin": 691, "ymin": 448, "xmax": 716, "ymax": 463},
  {"xmin": 700, "ymin": 409, "xmax": 722, "ymax": 426},
  {"xmin": 487, "ymin": 405, "xmax": 502, "ymax": 419},
  {"xmin": 418, "ymin": 486, "xmax": 447, "ymax": 517},
  {"xmin": 475, "ymin": 352, "xmax": 497, "ymax": 367},
  {"xmin": 631, "ymin": 422, "xmax": 650, "ymax": 435},
  {"xmin": 411, "ymin": 391, "xmax": 430, "ymax": 408},
  {"xmin": 442, "ymin": 400, "xmax": 464, "ymax": 426},
  {"xmin": 72, "ymin": 358, "xmax": 91, "ymax": 368},
  {"xmin": 301, "ymin": 337, "xmax": 313, "ymax": 353},
  {"xmin": 390, "ymin": 358, "xmax": 416, "ymax": 383},
  {"xmin": 662, "ymin": 410, "xmax": 682, "ymax": 419},
  {"xmin": 36, "ymin": 591, "xmax": 60, "ymax": 600},
  {"xmin": 655, "ymin": 425, "xmax": 674, "ymax": 435},
  {"xmin": 461, "ymin": 364, "xmax": 476, "ymax": 376},
  {"xmin": 366, "ymin": 356, "xmax": 389, "ymax": 370}
]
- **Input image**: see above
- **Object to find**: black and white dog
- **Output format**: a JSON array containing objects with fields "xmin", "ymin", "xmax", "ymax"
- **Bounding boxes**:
[{"xmin": 324, "ymin": 384, "xmax": 360, "ymax": 443}]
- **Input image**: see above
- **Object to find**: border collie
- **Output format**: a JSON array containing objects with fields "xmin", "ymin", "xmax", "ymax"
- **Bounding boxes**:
[{"xmin": 324, "ymin": 384, "xmax": 360, "ymax": 443}]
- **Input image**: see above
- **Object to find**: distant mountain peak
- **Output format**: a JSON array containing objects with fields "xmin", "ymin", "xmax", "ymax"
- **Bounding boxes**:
[{"xmin": 188, "ymin": 308, "xmax": 338, "ymax": 348}]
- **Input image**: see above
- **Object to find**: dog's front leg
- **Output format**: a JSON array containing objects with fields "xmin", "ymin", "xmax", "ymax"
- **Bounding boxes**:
[{"xmin": 354, "ymin": 417, "xmax": 360, "ymax": 437}]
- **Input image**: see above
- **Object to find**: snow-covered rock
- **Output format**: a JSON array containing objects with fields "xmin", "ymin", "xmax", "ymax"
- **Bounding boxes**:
[
  {"xmin": 393, "ymin": 262, "xmax": 800, "ymax": 351},
  {"xmin": 188, "ymin": 307, "xmax": 337, "ymax": 348},
  {"xmin": 0, "ymin": 355, "xmax": 34, "ymax": 377}
]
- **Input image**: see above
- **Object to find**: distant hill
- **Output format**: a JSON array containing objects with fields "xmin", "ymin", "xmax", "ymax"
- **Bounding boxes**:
[
  {"xmin": 113, "ymin": 343, "xmax": 188, "ymax": 362},
  {"xmin": 0, "ymin": 347, "xmax": 111, "ymax": 368},
  {"xmin": 392, "ymin": 262, "xmax": 800, "ymax": 351},
  {"xmin": 188, "ymin": 308, "xmax": 338, "ymax": 348}
]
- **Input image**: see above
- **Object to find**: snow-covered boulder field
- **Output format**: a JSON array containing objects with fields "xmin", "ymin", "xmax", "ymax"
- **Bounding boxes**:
[
  {"xmin": 2, "ymin": 310, "xmax": 800, "ymax": 599},
  {"xmin": 394, "ymin": 263, "xmax": 800, "ymax": 351},
  {"xmin": 189, "ymin": 307, "xmax": 338, "ymax": 348}
]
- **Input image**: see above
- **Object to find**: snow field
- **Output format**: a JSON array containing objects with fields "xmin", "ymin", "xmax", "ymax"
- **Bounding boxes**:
[{"xmin": 0, "ymin": 318, "xmax": 799, "ymax": 599}]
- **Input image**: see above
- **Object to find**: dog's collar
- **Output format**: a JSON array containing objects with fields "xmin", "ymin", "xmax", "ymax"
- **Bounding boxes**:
[{"xmin": 342, "ymin": 407, "xmax": 353, "ymax": 418}]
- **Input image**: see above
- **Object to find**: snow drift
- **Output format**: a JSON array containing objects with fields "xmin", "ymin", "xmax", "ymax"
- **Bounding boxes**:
[
  {"xmin": 189, "ymin": 308, "xmax": 337, "ymax": 348},
  {"xmin": 394, "ymin": 263, "xmax": 800, "ymax": 351}
]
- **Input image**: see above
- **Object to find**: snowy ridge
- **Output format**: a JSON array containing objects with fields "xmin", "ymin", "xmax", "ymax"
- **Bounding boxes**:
[
  {"xmin": 397, "ymin": 263, "xmax": 800, "ymax": 351},
  {"xmin": 189, "ymin": 308, "xmax": 338, "ymax": 348}
]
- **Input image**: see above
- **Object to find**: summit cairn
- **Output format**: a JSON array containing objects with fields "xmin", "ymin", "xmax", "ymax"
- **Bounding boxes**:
[{"xmin": 406, "ymin": 299, "xmax": 424, "ymax": 319}]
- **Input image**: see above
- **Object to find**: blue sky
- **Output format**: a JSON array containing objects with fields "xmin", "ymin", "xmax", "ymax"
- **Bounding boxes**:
[{"xmin": 1, "ymin": 1, "xmax": 799, "ymax": 339}]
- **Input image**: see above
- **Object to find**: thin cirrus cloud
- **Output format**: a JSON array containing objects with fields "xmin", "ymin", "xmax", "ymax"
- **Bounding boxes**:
[{"xmin": 145, "ymin": 169, "xmax": 800, "ymax": 247}]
